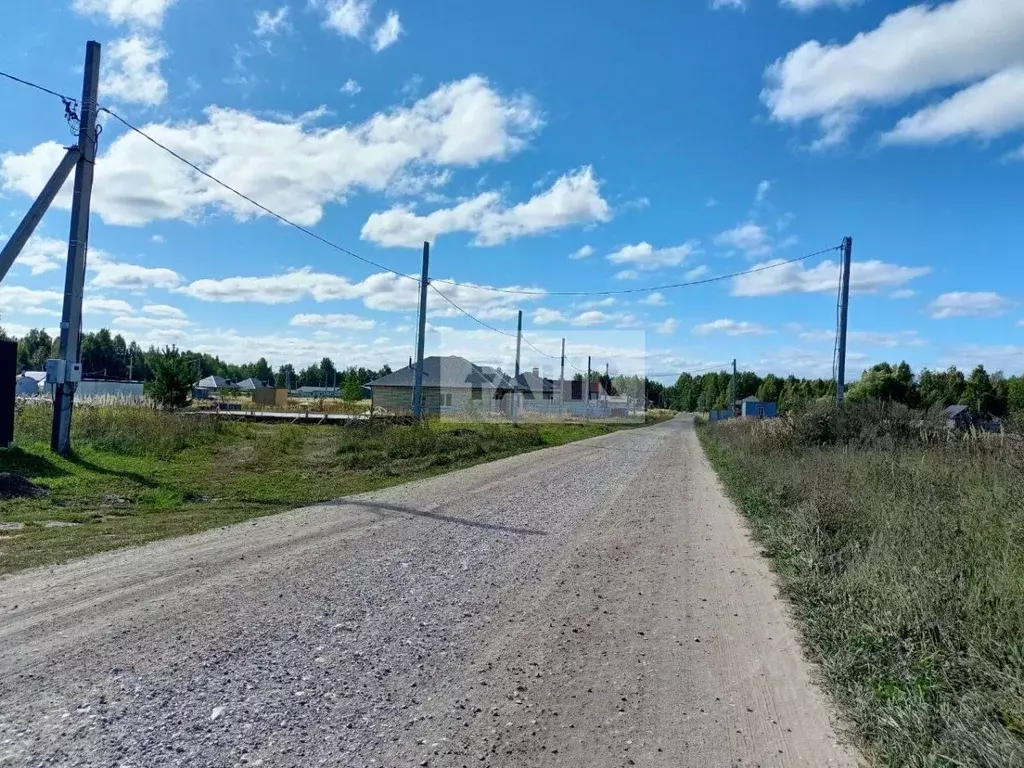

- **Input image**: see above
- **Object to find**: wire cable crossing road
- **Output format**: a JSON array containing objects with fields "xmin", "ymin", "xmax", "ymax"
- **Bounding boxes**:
[{"xmin": 0, "ymin": 417, "xmax": 856, "ymax": 767}]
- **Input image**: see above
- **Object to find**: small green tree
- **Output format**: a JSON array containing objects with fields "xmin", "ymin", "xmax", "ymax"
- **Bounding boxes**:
[
  {"xmin": 145, "ymin": 347, "xmax": 193, "ymax": 408},
  {"xmin": 342, "ymin": 372, "xmax": 362, "ymax": 402}
]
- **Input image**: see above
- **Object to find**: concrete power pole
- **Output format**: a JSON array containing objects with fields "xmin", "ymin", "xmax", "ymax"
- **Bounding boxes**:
[
  {"xmin": 559, "ymin": 338, "xmax": 565, "ymax": 415},
  {"xmin": 836, "ymin": 236, "xmax": 853, "ymax": 405},
  {"xmin": 586, "ymin": 355, "xmax": 591, "ymax": 419},
  {"xmin": 731, "ymin": 358, "xmax": 737, "ymax": 416},
  {"xmin": 412, "ymin": 241, "xmax": 430, "ymax": 419},
  {"xmin": 511, "ymin": 310, "xmax": 522, "ymax": 424},
  {"xmin": 51, "ymin": 41, "xmax": 101, "ymax": 456}
]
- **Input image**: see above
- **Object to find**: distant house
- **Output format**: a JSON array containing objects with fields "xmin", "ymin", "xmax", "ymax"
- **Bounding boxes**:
[
  {"xmin": 516, "ymin": 368, "xmax": 556, "ymax": 401},
  {"xmin": 15, "ymin": 371, "xmax": 47, "ymax": 396},
  {"xmin": 368, "ymin": 355, "xmax": 514, "ymax": 415},
  {"xmin": 740, "ymin": 396, "xmax": 778, "ymax": 419},
  {"xmin": 235, "ymin": 378, "xmax": 267, "ymax": 391},
  {"xmin": 293, "ymin": 386, "xmax": 340, "ymax": 398},
  {"xmin": 196, "ymin": 375, "xmax": 228, "ymax": 390},
  {"xmin": 945, "ymin": 404, "xmax": 974, "ymax": 429}
]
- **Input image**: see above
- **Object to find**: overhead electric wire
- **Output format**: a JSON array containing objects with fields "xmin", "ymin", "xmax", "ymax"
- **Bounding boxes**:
[{"xmin": 0, "ymin": 69, "xmax": 78, "ymax": 104}]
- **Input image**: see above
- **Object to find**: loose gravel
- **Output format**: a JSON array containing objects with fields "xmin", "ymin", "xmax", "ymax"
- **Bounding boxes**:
[{"xmin": 0, "ymin": 417, "xmax": 858, "ymax": 767}]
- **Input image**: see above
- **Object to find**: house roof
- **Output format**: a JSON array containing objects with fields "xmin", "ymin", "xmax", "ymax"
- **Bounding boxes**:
[
  {"xmin": 236, "ymin": 378, "xmax": 266, "ymax": 390},
  {"xmin": 516, "ymin": 370, "xmax": 555, "ymax": 393},
  {"xmin": 741, "ymin": 395, "xmax": 761, "ymax": 403},
  {"xmin": 945, "ymin": 404, "xmax": 970, "ymax": 417},
  {"xmin": 368, "ymin": 356, "xmax": 511, "ymax": 389},
  {"xmin": 19, "ymin": 371, "xmax": 47, "ymax": 383},
  {"xmin": 197, "ymin": 375, "xmax": 228, "ymax": 389}
]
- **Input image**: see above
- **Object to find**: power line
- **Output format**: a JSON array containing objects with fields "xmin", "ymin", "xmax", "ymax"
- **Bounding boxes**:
[
  {"xmin": 98, "ymin": 106, "xmax": 421, "ymax": 284},
  {"xmin": 0, "ymin": 69, "xmax": 78, "ymax": 104},
  {"xmin": 98, "ymin": 109, "xmax": 843, "ymax": 300},
  {"xmin": 430, "ymin": 245, "xmax": 843, "ymax": 297}
]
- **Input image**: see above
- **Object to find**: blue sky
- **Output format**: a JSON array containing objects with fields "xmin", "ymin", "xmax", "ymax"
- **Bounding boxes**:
[{"xmin": 1, "ymin": 0, "xmax": 1022, "ymax": 382}]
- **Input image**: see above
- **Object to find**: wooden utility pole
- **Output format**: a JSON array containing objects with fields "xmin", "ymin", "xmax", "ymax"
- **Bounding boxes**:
[
  {"xmin": 731, "ymin": 358, "xmax": 737, "ymax": 415},
  {"xmin": 836, "ymin": 236, "xmax": 853, "ymax": 405},
  {"xmin": 559, "ymin": 338, "xmax": 565, "ymax": 415},
  {"xmin": 51, "ymin": 41, "xmax": 101, "ymax": 456},
  {"xmin": 412, "ymin": 241, "xmax": 430, "ymax": 419}
]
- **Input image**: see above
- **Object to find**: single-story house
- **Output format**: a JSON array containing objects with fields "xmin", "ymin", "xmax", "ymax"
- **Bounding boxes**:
[
  {"xmin": 945, "ymin": 404, "xmax": 974, "ymax": 429},
  {"xmin": 196, "ymin": 375, "xmax": 229, "ymax": 390},
  {"xmin": 16, "ymin": 371, "xmax": 47, "ymax": 396},
  {"xmin": 516, "ymin": 368, "xmax": 557, "ymax": 401},
  {"xmin": 293, "ymin": 385, "xmax": 340, "ymax": 398},
  {"xmin": 368, "ymin": 355, "xmax": 515, "ymax": 415},
  {"xmin": 236, "ymin": 378, "xmax": 267, "ymax": 391},
  {"xmin": 740, "ymin": 396, "xmax": 777, "ymax": 419}
]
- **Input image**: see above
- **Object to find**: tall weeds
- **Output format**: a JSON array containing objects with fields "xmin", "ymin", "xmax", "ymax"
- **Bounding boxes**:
[{"xmin": 701, "ymin": 404, "xmax": 1024, "ymax": 766}]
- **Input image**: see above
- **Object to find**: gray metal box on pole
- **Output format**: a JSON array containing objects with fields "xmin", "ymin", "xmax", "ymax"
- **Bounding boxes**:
[{"xmin": 51, "ymin": 41, "xmax": 101, "ymax": 456}]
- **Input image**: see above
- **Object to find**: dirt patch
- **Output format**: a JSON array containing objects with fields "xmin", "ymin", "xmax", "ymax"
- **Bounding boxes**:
[{"xmin": 0, "ymin": 473, "xmax": 50, "ymax": 500}]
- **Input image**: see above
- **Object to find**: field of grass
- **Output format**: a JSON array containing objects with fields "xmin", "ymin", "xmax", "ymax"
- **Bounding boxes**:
[
  {"xmin": 0, "ymin": 404, "xmax": 623, "ymax": 575},
  {"xmin": 699, "ymin": 403, "xmax": 1024, "ymax": 766}
]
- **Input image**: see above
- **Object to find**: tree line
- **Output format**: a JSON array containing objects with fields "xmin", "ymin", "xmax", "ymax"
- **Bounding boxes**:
[
  {"xmin": 663, "ymin": 361, "xmax": 1024, "ymax": 418},
  {"xmin": 2, "ymin": 326, "xmax": 392, "ymax": 391}
]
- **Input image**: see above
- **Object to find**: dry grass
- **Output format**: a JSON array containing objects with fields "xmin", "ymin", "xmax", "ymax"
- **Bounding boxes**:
[{"xmin": 700, "ymin": 402, "xmax": 1024, "ymax": 766}]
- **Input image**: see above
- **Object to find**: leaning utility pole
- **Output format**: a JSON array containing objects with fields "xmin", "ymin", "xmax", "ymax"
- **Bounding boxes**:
[
  {"xmin": 731, "ymin": 358, "xmax": 737, "ymax": 415},
  {"xmin": 51, "ymin": 41, "xmax": 102, "ymax": 456},
  {"xmin": 558, "ymin": 338, "xmax": 565, "ymax": 415},
  {"xmin": 836, "ymin": 236, "xmax": 853, "ymax": 405},
  {"xmin": 511, "ymin": 310, "xmax": 523, "ymax": 424},
  {"xmin": 412, "ymin": 241, "xmax": 430, "ymax": 419}
]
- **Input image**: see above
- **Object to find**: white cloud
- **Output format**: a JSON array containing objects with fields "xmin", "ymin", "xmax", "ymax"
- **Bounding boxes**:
[
  {"xmin": 574, "ymin": 297, "xmax": 616, "ymax": 309},
  {"xmin": 710, "ymin": 0, "xmax": 745, "ymax": 9},
  {"xmin": 100, "ymin": 35, "xmax": 168, "ymax": 107},
  {"xmin": 532, "ymin": 308, "xmax": 567, "ymax": 325},
  {"xmin": 1005, "ymin": 145, "xmax": 1024, "ymax": 161},
  {"xmin": 317, "ymin": 0, "xmax": 371, "ymax": 38},
  {"xmin": 705, "ymin": 197, "xmax": 718, "ymax": 208},
  {"xmin": 614, "ymin": 270, "xmax": 639, "ymax": 281},
  {"xmin": 341, "ymin": 78, "xmax": 362, "ymax": 95},
  {"xmin": 890, "ymin": 288, "xmax": 915, "ymax": 299},
  {"xmin": 641, "ymin": 292, "xmax": 666, "ymax": 306},
  {"xmin": 798, "ymin": 328, "xmax": 925, "ymax": 347},
  {"xmin": 372, "ymin": 10, "xmax": 403, "ymax": 52},
  {"xmin": 732, "ymin": 258, "xmax": 930, "ymax": 296},
  {"xmin": 755, "ymin": 179, "xmax": 771, "ymax": 203},
  {"xmin": 693, "ymin": 319, "xmax": 772, "ymax": 336},
  {"xmin": 112, "ymin": 314, "xmax": 190, "ymax": 329},
  {"xmin": 72, "ymin": 0, "xmax": 176, "ymax": 28},
  {"xmin": 606, "ymin": 241, "xmax": 696, "ymax": 270},
  {"xmin": 361, "ymin": 166, "xmax": 610, "ymax": 247},
  {"xmin": 142, "ymin": 303, "xmax": 187, "ymax": 319},
  {"xmin": 928, "ymin": 291, "xmax": 1012, "ymax": 318},
  {"xmin": 91, "ymin": 262, "xmax": 182, "ymax": 291},
  {"xmin": 85, "ymin": 297, "xmax": 135, "ymax": 315},
  {"xmin": 882, "ymin": 67, "xmax": 1024, "ymax": 144},
  {"xmin": 5, "ymin": 235, "xmax": 65, "ymax": 275},
  {"xmin": 290, "ymin": 313, "xmax": 376, "ymax": 330},
  {"xmin": 572, "ymin": 310, "xmax": 612, "ymax": 327},
  {"xmin": 0, "ymin": 286, "xmax": 63, "ymax": 314},
  {"xmin": 781, "ymin": 0, "xmax": 863, "ymax": 9},
  {"xmin": 254, "ymin": 7, "xmax": 291, "ymax": 36},
  {"xmin": 180, "ymin": 268, "xmax": 545, "ymax": 321},
  {"xmin": 685, "ymin": 265, "xmax": 709, "ymax": 280},
  {"xmin": 569, "ymin": 245, "xmax": 594, "ymax": 260},
  {"xmin": 714, "ymin": 222, "xmax": 772, "ymax": 257},
  {"xmin": 1, "ymin": 76, "xmax": 541, "ymax": 227},
  {"xmin": 655, "ymin": 318, "xmax": 679, "ymax": 335},
  {"xmin": 151, "ymin": 234, "xmax": 165, "ymax": 244},
  {"xmin": 763, "ymin": 0, "xmax": 1024, "ymax": 146}
]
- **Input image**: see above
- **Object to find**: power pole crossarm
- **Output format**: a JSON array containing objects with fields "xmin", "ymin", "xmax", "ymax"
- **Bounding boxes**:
[
  {"xmin": 51, "ymin": 41, "xmax": 101, "ymax": 456},
  {"xmin": 836, "ymin": 236, "xmax": 853, "ymax": 405},
  {"xmin": 0, "ymin": 148, "xmax": 80, "ymax": 285}
]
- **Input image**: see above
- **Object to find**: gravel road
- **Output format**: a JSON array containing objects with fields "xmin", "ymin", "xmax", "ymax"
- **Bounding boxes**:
[{"xmin": 0, "ymin": 416, "xmax": 858, "ymax": 767}]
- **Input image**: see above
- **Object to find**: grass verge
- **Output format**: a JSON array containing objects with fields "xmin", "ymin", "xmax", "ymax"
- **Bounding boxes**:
[
  {"xmin": 698, "ymin": 405, "xmax": 1024, "ymax": 767},
  {"xmin": 0, "ymin": 405, "xmax": 624, "ymax": 575}
]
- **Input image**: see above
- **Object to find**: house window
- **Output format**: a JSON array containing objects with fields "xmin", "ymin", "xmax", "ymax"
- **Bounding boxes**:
[
  {"xmin": 471, "ymin": 386, "xmax": 482, "ymax": 401},
  {"xmin": 444, "ymin": 393, "xmax": 452, "ymax": 407}
]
